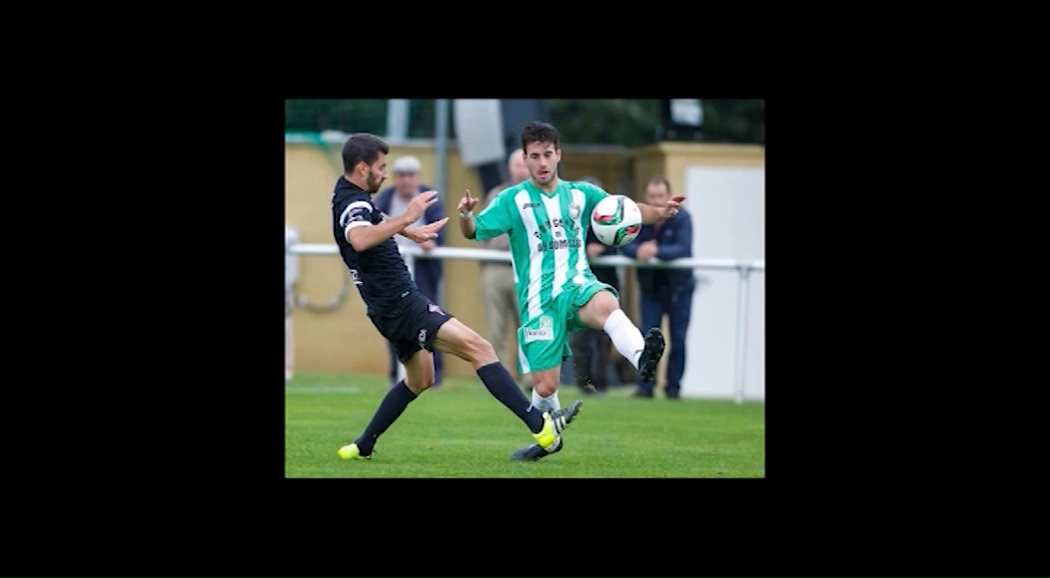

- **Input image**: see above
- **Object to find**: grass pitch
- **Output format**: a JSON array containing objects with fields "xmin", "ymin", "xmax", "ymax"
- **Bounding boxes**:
[{"xmin": 285, "ymin": 372, "xmax": 764, "ymax": 478}]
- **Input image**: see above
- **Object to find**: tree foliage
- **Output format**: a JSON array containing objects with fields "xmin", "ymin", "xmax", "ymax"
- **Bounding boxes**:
[{"xmin": 285, "ymin": 99, "xmax": 763, "ymax": 146}]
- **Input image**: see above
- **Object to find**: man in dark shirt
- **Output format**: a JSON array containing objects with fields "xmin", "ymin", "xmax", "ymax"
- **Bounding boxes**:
[
  {"xmin": 620, "ymin": 176, "xmax": 695, "ymax": 399},
  {"xmin": 330, "ymin": 132, "xmax": 582, "ymax": 461}
]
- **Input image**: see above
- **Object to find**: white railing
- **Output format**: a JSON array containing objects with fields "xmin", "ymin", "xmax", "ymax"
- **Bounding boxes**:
[{"xmin": 287, "ymin": 243, "xmax": 764, "ymax": 403}]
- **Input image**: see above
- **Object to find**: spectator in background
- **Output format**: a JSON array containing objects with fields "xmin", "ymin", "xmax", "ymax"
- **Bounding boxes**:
[
  {"xmin": 568, "ymin": 176, "xmax": 619, "ymax": 395},
  {"xmin": 374, "ymin": 155, "xmax": 447, "ymax": 387},
  {"xmin": 481, "ymin": 148, "xmax": 533, "ymax": 391},
  {"xmin": 620, "ymin": 176, "xmax": 695, "ymax": 399}
]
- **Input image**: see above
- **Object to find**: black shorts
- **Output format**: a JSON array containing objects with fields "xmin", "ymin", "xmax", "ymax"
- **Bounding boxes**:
[{"xmin": 369, "ymin": 293, "xmax": 454, "ymax": 363}]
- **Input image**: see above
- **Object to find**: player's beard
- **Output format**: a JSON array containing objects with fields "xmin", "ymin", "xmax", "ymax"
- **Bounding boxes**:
[{"xmin": 366, "ymin": 168, "xmax": 383, "ymax": 195}]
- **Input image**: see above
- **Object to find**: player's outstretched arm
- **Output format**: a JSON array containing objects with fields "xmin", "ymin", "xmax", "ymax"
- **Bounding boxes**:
[
  {"xmin": 348, "ymin": 191, "xmax": 439, "ymax": 252},
  {"xmin": 381, "ymin": 209, "xmax": 446, "ymax": 244},
  {"xmin": 402, "ymin": 218, "xmax": 449, "ymax": 244},
  {"xmin": 638, "ymin": 195, "xmax": 685, "ymax": 224}
]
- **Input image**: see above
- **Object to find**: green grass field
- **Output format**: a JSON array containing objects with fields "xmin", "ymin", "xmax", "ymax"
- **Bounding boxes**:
[{"xmin": 285, "ymin": 372, "xmax": 764, "ymax": 478}]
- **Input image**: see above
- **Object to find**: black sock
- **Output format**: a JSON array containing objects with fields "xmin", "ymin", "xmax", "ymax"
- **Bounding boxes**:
[
  {"xmin": 477, "ymin": 362, "xmax": 544, "ymax": 434},
  {"xmin": 355, "ymin": 379, "xmax": 417, "ymax": 455}
]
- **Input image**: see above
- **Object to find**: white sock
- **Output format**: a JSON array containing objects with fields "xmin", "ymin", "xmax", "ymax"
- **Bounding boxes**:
[
  {"xmin": 532, "ymin": 389, "xmax": 561, "ymax": 414},
  {"xmin": 604, "ymin": 309, "xmax": 646, "ymax": 369}
]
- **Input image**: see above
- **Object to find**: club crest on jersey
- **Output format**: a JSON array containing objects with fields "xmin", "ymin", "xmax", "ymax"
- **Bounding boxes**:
[{"xmin": 568, "ymin": 201, "xmax": 581, "ymax": 220}]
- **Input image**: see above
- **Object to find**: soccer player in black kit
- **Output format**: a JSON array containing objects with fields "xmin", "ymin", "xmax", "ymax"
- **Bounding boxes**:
[{"xmin": 331, "ymin": 133, "xmax": 582, "ymax": 461}]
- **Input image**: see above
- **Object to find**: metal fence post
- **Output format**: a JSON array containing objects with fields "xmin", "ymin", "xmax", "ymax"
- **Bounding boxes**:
[{"xmin": 734, "ymin": 264, "xmax": 752, "ymax": 405}]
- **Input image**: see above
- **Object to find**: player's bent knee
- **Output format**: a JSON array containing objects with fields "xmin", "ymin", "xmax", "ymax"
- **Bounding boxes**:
[
  {"xmin": 580, "ymin": 290, "xmax": 621, "ymax": 326},
  {"xmin": 595, "ymin": 292, "xmax": 620, "ymax": 315},
  {"xmin": 436, "ymin": 319, "xmax": 499, "ymax": 367},
  {"xmin": 468, "ymin": 335, "xmax": 498, "ymax": 366},
  {"xmin": 456, "ymin": 323, "xmax": 497, "ymax": 363},
  {"xmin": 531, "ymin": 371, "xmax": 559, "ymax": 397},
  {"xmin": 533, "ymin": 382, "xmax": 558, "ymax": 397},
  {"xmin": 405, "ymin": 379, "xmax": 434, "ymax": 395}
]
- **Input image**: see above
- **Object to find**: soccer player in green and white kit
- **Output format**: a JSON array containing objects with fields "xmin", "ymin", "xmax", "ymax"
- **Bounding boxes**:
[{"xmin": 458, "ymin": 121, "xmax": 684, "ymax": 461}]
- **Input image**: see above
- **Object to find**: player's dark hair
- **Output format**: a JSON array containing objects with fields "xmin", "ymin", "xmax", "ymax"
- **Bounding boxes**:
[
  {"xmin": 646, "ymin": 175, "xmax": 672, "ymax": 193},
  {"xmin": 342, "ymin": 133, "xmax": 390, "ymax": 174},
  {"xmin": 521, "ymin": 121, "xmax": 560, "ymax": 151}
]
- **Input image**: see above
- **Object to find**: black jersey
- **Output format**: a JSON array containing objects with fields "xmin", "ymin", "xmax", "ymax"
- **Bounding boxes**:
[{"xmin": 331, "ymin": 177, "xmax": 417, "ymax": 315}]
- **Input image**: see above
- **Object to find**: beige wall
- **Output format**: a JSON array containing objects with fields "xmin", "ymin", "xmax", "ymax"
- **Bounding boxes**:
[
  {"xmin": 286, "ymin": 141, "xmax": 489, "ymax": 378},
  {"xmin": 628, "ymin": 142, "xmax": 765, "ymax": 390},
  {"xmin": 286, "ymin": 139, "xmax": 762, "ymax": 380},
  {"xmin": 632, "ymin": 142, "xmax": 766, "ymax": 200}
]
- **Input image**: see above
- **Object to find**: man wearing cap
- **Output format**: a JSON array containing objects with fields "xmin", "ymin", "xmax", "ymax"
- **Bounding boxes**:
[{"xmin": 374, "ymin": 155, "xmax": 447, "ymax": 387}]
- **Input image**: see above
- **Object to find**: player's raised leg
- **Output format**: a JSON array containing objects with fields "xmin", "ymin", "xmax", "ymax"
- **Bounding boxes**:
[
  {"xmin": 432, "ymin": 317, "xmax": 582, "ymax": 450},
  {"xmin": 337, "ymin": 348, "xmax": 436, "ymax": 460},
  {"xmin": 578, "ymin": 289, "xmax": 665, "ymax": 382}
]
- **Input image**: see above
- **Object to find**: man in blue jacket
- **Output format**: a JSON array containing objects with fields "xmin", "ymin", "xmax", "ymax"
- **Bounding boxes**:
[
  {"xmin": 374, "ymin": 155, "xmax": 447, "ymax": 387},
  {"xmin": 620, "ymin": 176, "xmax": 695, "ymax": 399}
]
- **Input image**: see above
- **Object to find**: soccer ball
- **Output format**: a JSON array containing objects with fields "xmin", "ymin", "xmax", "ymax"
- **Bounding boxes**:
[{"xmin": 591, "ymin": 195, "xmax": 643, "ymax": 247}]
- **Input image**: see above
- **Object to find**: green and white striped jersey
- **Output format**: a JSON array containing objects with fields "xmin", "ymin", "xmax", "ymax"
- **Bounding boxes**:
[{"xmin": 474, "ymin": 178, "xmax": 609, "ymax": 323}]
